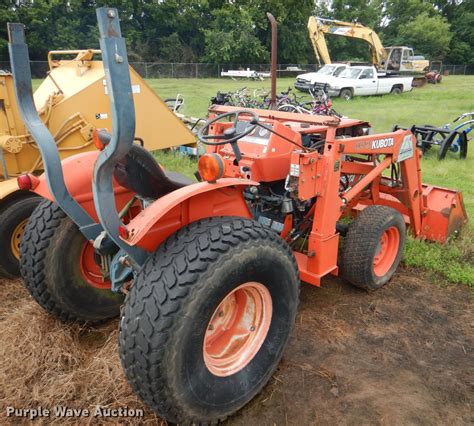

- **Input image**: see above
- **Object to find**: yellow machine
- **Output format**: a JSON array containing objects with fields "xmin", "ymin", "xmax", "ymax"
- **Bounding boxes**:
[
  {"xmin": 0, "ymin": 49, "xmax": 195, "ymax": 278},
  {"xmin": 308, "ymin": 17, "xmax": 430, "ymax": 78}
]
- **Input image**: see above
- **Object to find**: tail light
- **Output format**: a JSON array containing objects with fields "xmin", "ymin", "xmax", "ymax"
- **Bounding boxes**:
[
  {"xmin": 17, "ymin": 174, "xmax": 40, "ymax": 191},
  {"xmin": 118, "ymin": 224, "xmax": 130, "ymax": 240}
]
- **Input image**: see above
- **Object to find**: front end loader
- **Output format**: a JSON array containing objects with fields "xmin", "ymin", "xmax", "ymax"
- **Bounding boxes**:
[
  {"xmin": 9, "ymin": 8, "xmax": 467, "ymax": 423},
  {"xmin": 0, "ymin": 46, "xmax": 194, "ymax": 279}
]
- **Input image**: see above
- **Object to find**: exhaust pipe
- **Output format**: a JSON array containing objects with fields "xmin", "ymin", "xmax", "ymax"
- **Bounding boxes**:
[{"xmin": 266, "ymin": 13, "xmax": 277, "ymax": 110}]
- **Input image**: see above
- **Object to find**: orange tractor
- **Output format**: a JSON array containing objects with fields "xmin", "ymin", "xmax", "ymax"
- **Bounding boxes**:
[{"xmin": 10, "ymin": 8, "xmax": 467, "ymax": 423}]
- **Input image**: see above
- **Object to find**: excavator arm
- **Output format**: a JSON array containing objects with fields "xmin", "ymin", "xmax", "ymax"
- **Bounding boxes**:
[{"xmin": 307, "ymin": 16, "xmax": 386, "ymax": 66}]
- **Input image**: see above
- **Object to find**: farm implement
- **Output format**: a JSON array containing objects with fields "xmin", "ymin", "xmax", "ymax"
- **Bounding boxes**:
[
  {"xmin": 9, "ymin": 8, "xmax": 467, "ymax": 424},
  {"xmin": 405, "ymin": 112, "xmax": 473, "ymax": 160},
  {"xmin": 0, "ymin": 45, "xmax": 193, "ymax": 279}
]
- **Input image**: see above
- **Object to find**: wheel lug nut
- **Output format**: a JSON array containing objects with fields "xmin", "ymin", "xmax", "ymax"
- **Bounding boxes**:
[
  {"xmin": 250, "ymin": 326, "xmax": 255, "ymax": 331},
  {"xmin": 219, "ymin": 311, "xmax": 224, "ymax": 317},
  {"xmin": 208, "ymin": 324, "xmax": 214, "ymax": 330}
]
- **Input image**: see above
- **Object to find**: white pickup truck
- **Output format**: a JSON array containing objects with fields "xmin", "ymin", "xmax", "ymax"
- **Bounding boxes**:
[
  {"xmin": 328, "ymin": 66, "xmax": 413, "ymax": 99},
  {"xmin": 294, "ymin": 63, "xmax": 348, "ymax": 91},
  {"xmin": 296, "ymin": 66, "xmax": 413, "ymax": 100}
]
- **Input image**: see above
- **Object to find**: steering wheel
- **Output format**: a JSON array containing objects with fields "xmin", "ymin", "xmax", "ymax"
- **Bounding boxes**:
[{"xmin": 198, "ymin": 109, "xmax": 259, "ymax": 145}]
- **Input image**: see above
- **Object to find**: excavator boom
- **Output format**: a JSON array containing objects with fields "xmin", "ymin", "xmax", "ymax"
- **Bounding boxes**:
[{"xmin": 308, "ymin": 16, "xmax": 386, "ymax": 66}]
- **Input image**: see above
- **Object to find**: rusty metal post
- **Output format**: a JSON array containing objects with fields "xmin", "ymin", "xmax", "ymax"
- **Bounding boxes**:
[{"xmin": 267, "ymin": 13, "xmax": 277, "ymax": 110}]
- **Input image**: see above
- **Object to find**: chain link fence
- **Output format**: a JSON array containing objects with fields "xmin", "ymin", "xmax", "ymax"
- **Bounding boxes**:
[{"xmin": 0, "ymin": 61, "xmax": 472, "ymax": 79}]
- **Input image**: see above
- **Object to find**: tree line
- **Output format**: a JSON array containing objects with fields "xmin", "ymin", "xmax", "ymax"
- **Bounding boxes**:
[{"xmin": 0, "ymin": 0, "xmax": 472, "ymax": 66}]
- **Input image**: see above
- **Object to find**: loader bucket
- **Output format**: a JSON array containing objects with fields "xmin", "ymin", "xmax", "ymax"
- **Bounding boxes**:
[{"xmin": 420, "ymin": 185, "xmax": 468, "ymax": 243}]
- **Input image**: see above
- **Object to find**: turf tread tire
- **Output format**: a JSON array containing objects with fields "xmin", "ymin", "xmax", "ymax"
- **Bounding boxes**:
[
  {"xmin": 119, "ymin": 216, "xmax": 300, "ymax": 424},
  {"xmin": 19, "ymin": 200, "xmax": 122, "ymax": 322},
  {"xmin": 340, "ymin": 205, "xmax": 405, "ymax": 291}
]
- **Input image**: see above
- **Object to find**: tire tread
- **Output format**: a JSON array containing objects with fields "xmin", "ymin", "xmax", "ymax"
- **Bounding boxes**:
[
  {"xmin": 340, "ymin": 205, "xmax": 405, "ymax": 291},
  {"xmin": 119, "ymin": 216, "xmax": 299, "ymax": 424}
]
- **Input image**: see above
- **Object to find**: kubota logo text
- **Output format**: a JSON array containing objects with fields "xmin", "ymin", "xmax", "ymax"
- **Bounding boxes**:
[{"xmin": 372, "ymin": 137, "xmax": 394, "ymax": 150}]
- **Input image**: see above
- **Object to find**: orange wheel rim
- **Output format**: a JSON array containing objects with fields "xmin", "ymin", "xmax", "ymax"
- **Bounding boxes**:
[
  {"xmin": 373, "ymin": 226, "xmax": 400, "ymax": 277},
  {"xmin": 203, "ymin": 282, "xmax": 272, "ymax": 377},
  {"xmin": 10, "ymin": 219, "xmax": 28, "ymax": 260},
  {"xmin": 79, "ymin": 241, "xmax": 111, "ymax": 290}
]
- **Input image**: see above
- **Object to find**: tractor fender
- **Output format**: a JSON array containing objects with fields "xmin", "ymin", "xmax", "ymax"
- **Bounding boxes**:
[
  {"xmin": 31, "ymin": 150, "xmax": 131, "ymax": 221},
  {"xmin": 125, "ymin": 179, "xmax": 259, "ymax": 252}
]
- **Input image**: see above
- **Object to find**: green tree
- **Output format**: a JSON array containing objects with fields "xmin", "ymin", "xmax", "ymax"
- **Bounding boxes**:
[
  {"xmin": 0, "ymin": 1, "xmax": 17, "ymax": 62},
  {"xmin": 203, "ymin": 6, "xmax": 268, "ymax": 64},
  {"xmin": 241, "ymin": 0, "xmax": 316, "ymax": 63},
  {"xmin": 158, "ymin": 32, "xmax": 196, "ymax": 62},
  {"xmin": 440, "ymin": 0, "xmax": 474, "ymax": 66},
  {"xmin": 397, "ymin": 12, "xmax": 452, "ymax": 59}
]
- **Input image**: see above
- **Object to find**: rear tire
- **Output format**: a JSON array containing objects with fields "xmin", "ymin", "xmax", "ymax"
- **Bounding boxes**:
[
  {"xmin": 0, "ymin": 195, "xmax": 41, "ymax": 279},
  {"xmin": 340, "ymin": 206, "xmax": 405, "ymax": 290},
  {"xmin": 19, "ymin": 200, "xmax": 123, "ymax": 322},
  {"xmin": 119, "ymin": 217, "xmax": 299, "ymax": 423},
  {"xmin": 390, "ymin": 86, "xmax": 402, "ymax": 95}
]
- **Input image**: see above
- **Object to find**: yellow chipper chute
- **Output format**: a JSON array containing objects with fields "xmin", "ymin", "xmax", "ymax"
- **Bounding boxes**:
[{"xmin": 0, "ymin": 49, "xmax": 194, "ymax": 279}]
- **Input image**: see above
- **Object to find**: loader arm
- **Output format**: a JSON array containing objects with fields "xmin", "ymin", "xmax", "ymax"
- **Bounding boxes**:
[{"xmin": 308, "ymin": 16, "xmax": 386, "ymax": 66}]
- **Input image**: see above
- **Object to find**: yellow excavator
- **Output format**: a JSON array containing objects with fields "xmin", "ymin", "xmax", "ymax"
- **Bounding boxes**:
[
  {"xmin": 307, "ymin": 16, "xmax": 440, "ymax": 85},
  {"xmin": 0, "ymin": 49, "xmax": 195, "ymax": 279}
]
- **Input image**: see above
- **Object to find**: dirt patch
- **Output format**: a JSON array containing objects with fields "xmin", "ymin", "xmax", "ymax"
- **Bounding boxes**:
[{"xmin": 0, "ymin": 270, "xmax": 471, "ymax": 424}]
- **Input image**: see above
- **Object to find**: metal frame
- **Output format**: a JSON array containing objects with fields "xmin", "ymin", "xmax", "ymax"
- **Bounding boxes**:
[
  {"xmin": 7, "ymin": 23, "xmax": 101, "ymax": 240},
  {"xmin": 92, "ymin": 8, "xmax": 147, "ymax": 268}
]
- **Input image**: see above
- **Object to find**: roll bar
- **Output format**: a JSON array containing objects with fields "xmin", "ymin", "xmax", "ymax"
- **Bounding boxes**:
[
  {"xmin": 92, "ymin": 7, "xmax": 147, "ymax": 268},
  {"xmin": 7, "ymin": 23, "xmax": 101, "ymax": 240},
  {"xmin": 8, "ymin": 10, "xmax": 147, "ymax": 273}
]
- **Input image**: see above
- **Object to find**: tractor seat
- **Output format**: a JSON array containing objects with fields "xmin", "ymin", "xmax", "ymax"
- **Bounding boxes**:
[{"xmin": 114, "ymin": 145, "xmax": 194, "ymax": 199}]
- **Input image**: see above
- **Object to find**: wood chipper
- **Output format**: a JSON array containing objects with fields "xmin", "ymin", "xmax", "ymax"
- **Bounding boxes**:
[
  {"xmin": 9, "ymin": 9, "xmax": 467, "ymax": 423},
  {"xmin": 0, "ymin": 48, "xmax": 194, "ymax": 278}
]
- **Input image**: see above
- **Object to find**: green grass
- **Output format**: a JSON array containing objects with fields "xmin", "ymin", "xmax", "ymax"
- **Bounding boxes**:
[{"xmin": 34, "ymin": 76, "xmax": 474, "ymax": 285}]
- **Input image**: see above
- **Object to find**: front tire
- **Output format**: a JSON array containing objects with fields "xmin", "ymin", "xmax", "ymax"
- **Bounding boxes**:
[
  {"xmin": 339, "ymin": 88, "xmax": 353, "ymax": 100},
  {"xmin": 19, "ymin": 200, "xmax": 123, "ymax": 322},
  {"xmin": 0, "ymin": 195, "xmax": 41, "ymax": 279},
  {"xmin": 119, "ymin": 217, "xmax": 299, "ymax": 423},
  {"xmin": 340, "ymin": 206, "xmax": 406, "ymax": 290}
]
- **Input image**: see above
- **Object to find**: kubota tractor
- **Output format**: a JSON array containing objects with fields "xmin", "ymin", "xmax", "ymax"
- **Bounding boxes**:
[
  {"xmin": 0, "ymin": 46, "xmax": 193, "ymax": 279},
  {"xmin": 9, "ymin": 9, "xmax": 467, "ymax": 423}
]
